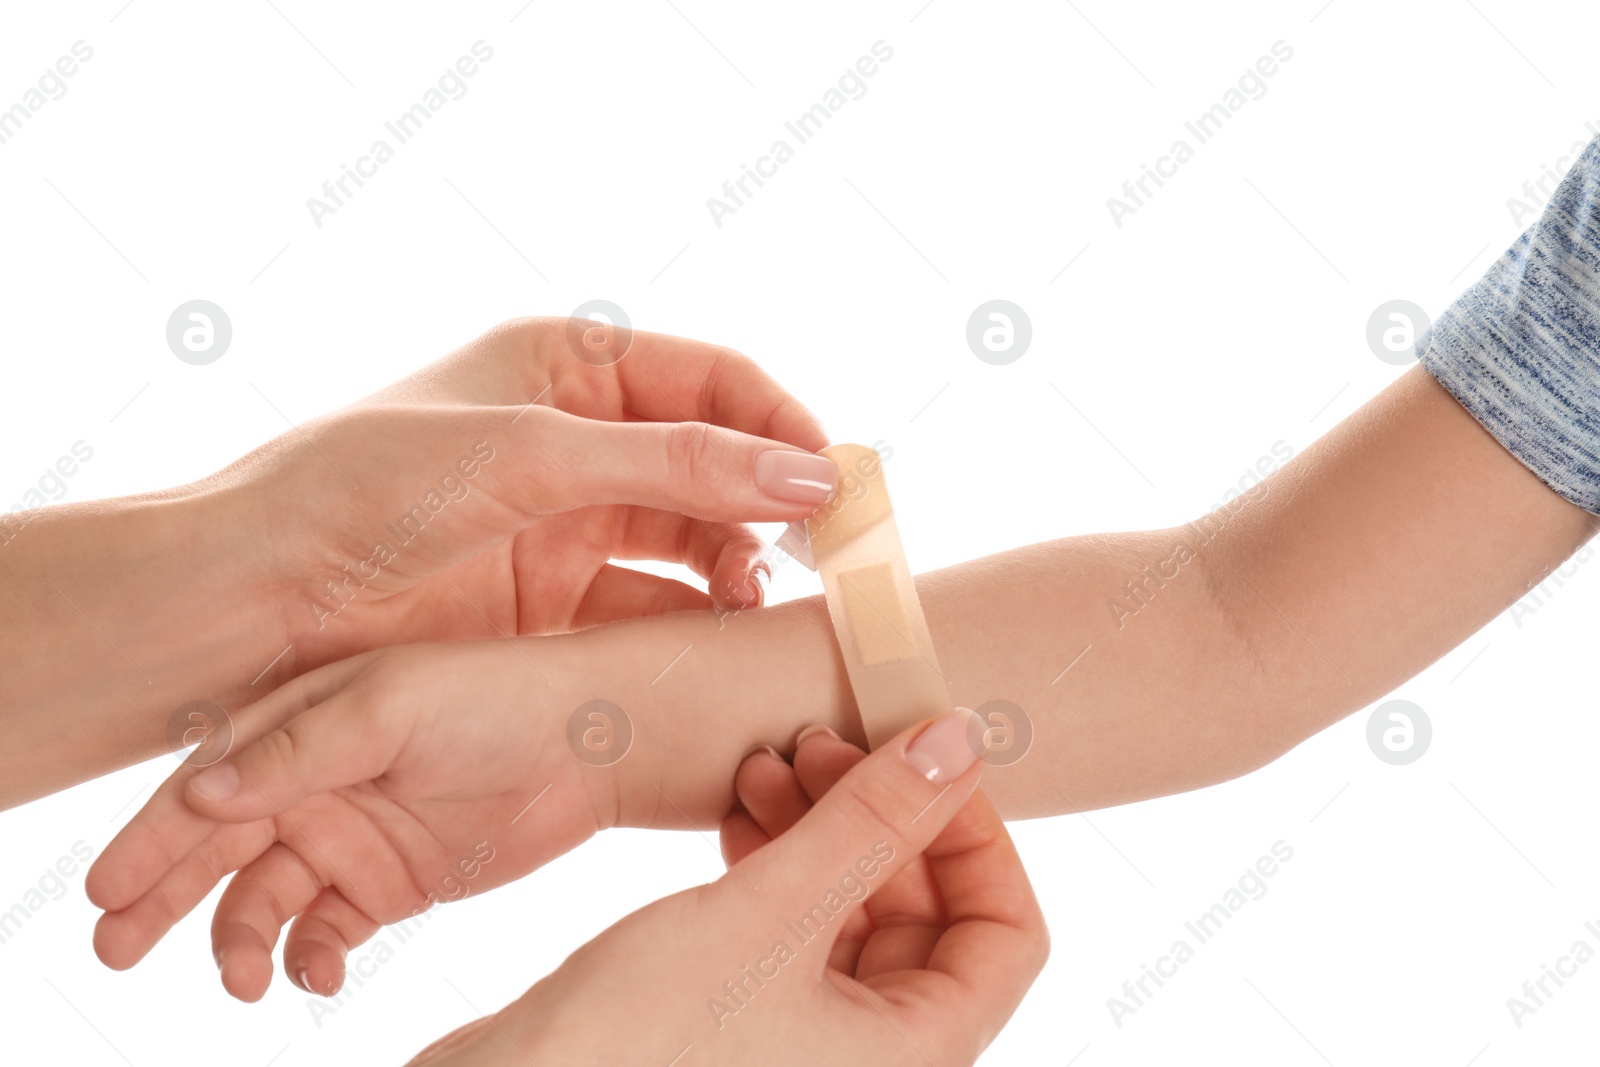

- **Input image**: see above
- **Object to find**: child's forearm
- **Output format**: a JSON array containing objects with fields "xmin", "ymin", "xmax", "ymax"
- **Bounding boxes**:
[{"xmin": 595, "ymin": 367, "xmax": 1594, "ymax": 829}]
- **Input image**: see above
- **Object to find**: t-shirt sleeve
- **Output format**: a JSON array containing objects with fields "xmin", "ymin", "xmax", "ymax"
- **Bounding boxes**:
[{"xmin": 1418, "ymin": 134, "xmax": 1600, "ymax": 514}]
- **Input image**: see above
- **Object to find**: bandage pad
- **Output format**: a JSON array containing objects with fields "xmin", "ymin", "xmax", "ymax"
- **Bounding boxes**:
[{"xmin": 804, "ymin": 443, "xmax": 949, "ymax": 749}]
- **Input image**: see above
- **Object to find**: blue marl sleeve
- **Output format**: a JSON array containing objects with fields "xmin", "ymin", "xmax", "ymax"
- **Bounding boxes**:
[{"xmin": 1419, "ymin": 134, "xmax": 1600, "ymax": 513}]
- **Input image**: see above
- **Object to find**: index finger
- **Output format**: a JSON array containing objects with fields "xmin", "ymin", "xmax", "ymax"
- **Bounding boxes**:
[{"xmin": 605, "ymin": 328, "xmax": 829, "ymax": 451}]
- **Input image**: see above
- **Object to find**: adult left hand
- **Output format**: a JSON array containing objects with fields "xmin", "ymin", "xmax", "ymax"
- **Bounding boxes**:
[{"xmin": 2, "ymin": 317, "xmax": 833, "ymax": 806}]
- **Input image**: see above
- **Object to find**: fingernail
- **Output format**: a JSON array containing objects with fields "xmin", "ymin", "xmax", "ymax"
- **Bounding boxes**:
[
  {"xmin": 904, "ymin": 711, "xmax": 980, "ymax": 784},
  {"xmin": 746, "ymin": 743, "xmax": 784, "ymax": 763},
  {"xmin": 742, "ymin": 562, "xmax": 770, "ymax": 608},
  {"xmin": 190, "ymin": 763, "xmax": 240, "ymax": 802},
  {"xmin": 754, "ymin": 451, "xmax": 837, "ymax": 505},
  {"xmin": 296, "ymin": 968, "xmax": 312, "ymax": 994},
  {"xmin": 795, "ymin": 724, "xmax": 839, "ymax": 746}
]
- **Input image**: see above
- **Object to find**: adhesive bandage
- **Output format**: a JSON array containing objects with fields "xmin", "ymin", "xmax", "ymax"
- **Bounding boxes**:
[{"xmin": 783, "ymin": 443, "xmax": 949, "ymax": 749}]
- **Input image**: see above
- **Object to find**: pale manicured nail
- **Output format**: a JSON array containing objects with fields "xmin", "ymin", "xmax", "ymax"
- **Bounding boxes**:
[
  {"xmin": 745, "ymin": 562, "xmax": 770, "ymax": 607},
  {"xmin": 754, "ymin": 451, "xmax": 837, "ymax": 505},
  {"xmin": 297, "ymin": 968, "xmax": 312, "ymax": 994},
  {"xmin": 795, "ymin": 724, "xmax": 840, "ymax": 746},
  {"xmin": 190, "ymin": 762, "xmax": 240, "ymax": 802},
  {"xmin": 904, "ymin": 711, "xmax": 980, "ymax": 784}
]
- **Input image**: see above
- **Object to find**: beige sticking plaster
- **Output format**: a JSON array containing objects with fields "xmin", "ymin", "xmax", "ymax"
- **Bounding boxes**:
[{"xmin": 801, "ymin": 443, "xmax": 950, "ymax": 749}]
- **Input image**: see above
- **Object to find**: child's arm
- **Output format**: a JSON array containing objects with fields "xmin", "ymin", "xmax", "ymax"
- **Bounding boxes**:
[{"xmin": 594, "ymin": 365, "xmax": 1594, "ymax": 826}]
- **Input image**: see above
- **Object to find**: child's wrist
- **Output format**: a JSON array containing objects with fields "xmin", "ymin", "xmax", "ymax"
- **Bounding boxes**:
[{"xmin": 581, "ymin": 595, "xmax": 856, "ymax": 832}]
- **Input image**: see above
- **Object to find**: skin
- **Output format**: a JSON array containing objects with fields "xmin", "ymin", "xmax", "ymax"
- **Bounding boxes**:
[
  {"xmin": 87, "ymin": 363, "xmax": 1596, "ymax": 1004},
  {"xmin": 405, "ymin": 718, "xmax": 1048, "ymax": 1066},
  {"xmin": 0, "ymin": 317, "xmax": 836, "ymax": 808}
]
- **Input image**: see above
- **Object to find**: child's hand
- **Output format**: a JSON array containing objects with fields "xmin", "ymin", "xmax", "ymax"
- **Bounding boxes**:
[
  {"xmin": 86, "ymin": 639, "xmax": 618, "ymax": 1002},
  {"xmin": 406, "ymin": 713, "xmax": 1049, "ymax": 1066}
]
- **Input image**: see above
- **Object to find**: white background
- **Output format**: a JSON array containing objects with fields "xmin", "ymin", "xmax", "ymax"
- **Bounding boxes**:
[{"xmin": 1, "ymin": 1, "xmax": 1597, "ymax": 1063}]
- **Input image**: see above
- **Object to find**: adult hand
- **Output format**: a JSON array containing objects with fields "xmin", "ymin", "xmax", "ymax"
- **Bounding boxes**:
[
  {"xmin": 1, "ymin": 317, "xmax": 833, "ymax": 806},
  {"xmin": 247, "ymin": 316, "xmax": 835, "ymax": 664},
  {"xmin": 407, "ymin": 713, "xmax": 1049, "ymax": 1066}
]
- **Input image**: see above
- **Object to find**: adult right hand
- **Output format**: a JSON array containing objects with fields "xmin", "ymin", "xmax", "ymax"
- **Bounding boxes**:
[{"xmin": 407, "ymin": 712, "xmax": 1050, "ymax": 1065}]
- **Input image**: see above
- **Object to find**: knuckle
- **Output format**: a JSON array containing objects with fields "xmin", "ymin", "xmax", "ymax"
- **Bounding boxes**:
[
  {"xmin": 507, "ymin": 400, "xmax": 558, "ymax": 450},
  {"xmin": 698, "ymin": 346, "xmax": 742, "ymax": 406},
  {"xmin": 664, "ymin": 421, "xmax": 726, "ymax": 489},
  {"xmin": 193, "ymin": 836, "xmax": 230, "ymax": 884},
  {"xmin": 254, "ymin": 727, "xmax": 301, "ymax": 782},
  {"xmin": 360, "ymin": 648, "xmax": 412, "ymax": 685},
  {"xmin": 647, "ymin": 579, "xmax": 690, "ymax": 616},
  {"xmin": 492, "ymin": 315, "xmax": 546, "ymax": 353},
  {"xmin": 833, "ymin": 773, "xmax": 912, "ymax": 857},
  {"xmin": 150, "ymin": 883, "xmax": 183, "ymax": 930},
  {"xmin": 1033, "ymin": 922, "xmax": 1053, "ymax": 974}
]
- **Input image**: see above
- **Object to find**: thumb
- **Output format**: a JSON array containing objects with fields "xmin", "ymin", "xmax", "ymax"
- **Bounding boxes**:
[
  {"xmin": 728, "ymin": 711, "xmax": 983, "ymax": 943},
  {"xmin": 183, "ymin": 689, "xmax": 404, "ymax": 821},
  {"xmin": 499, "ymin": 407, "xmax": 841, "ymax": 523}
]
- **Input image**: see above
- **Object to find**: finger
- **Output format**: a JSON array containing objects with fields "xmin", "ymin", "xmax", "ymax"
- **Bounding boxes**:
[
  {"xmin": 602, "ymin": 328, "xmax": 830, "ymax": 451},
  {"xmin": 718, "ymin": 811, "xmax": 771, "ymax": 868},
  {"xmin": 212, "ymin": 843, "xmax": 324, "ymax": 1002},
  {"xmin": 398, "ymin": 320, "xmax": 828, "ymax": 454},
  {"xmin": 284, "ymin": 886, "xmax": 382, "ymax": 996},
  {"xmin": 790, "ymin": 728, "xmax": 867, "ymax": 801},
  {"xmin": 732, "ymin": 747, "xmax": 811, "ymax": 838},
  {"xmin": 92, "ymin": 820, "xmax": 275, "ymax": 970},
  {"xmin": 877, "ymin": 787, "xmax": 1048, "ymax": 1055},
  {"xmin": 512, "ymin": 508, "xmax": 761, "ymax": 617},
  {"xmin": 613, "ymin": 508, "xmax": 768, "ymax": 610},
  {"xmin": 793, "ymin": 729, "xmax": 947, "ymax": 959},
  {"xmin": 719, "ymin": 746, "xmax": 802, "ymax": 867},
  {"xmin": 783, "ymin": 732, "xmax": 891, "ymax": 975},
  {"xmin": 517, "ymin": 506, "xmax": 766, "ymax": 611},
  {"xmin": 570, "ymin": 564, "xmax": 713, "ymax": 629},
  {"xmin": 708, "ymin": 550, "xmax": 768, "ymax": 612},
  {"xmin": 182, "ymin": 687, "xmax": 405, "ymax": 824},
  {"xmin": 488, "ymin": 407, "xmax": 839, "ymax": 524},
  {"xmin": 782, "ymin": 721, "xmax": 1049, "ymax": 1041},
  {"xmin": 207, "ymin": 789, "xmax": 430, "ymax": 1000},
  {"xmin": 722, "ymin": 711, "xmax": 983, "ymax": 962},
  {"xmin": 919, "ymin": 787, "xmax": 1049, "ymax": 991},
  {"xmin": 87, "ymin": 654, "xmax": 374, "ymax": 912}
]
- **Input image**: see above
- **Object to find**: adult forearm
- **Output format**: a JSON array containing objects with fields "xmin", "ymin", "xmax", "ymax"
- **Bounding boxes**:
[{"xmin": 0, "ymin": 488, "xmax": 287, "ymax": 806}]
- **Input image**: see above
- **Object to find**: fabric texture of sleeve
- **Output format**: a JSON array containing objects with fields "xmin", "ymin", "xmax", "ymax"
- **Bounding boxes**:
[{"xmin": 1418, "ymin": 133, "xmax": 1600, "ymax": 514}]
